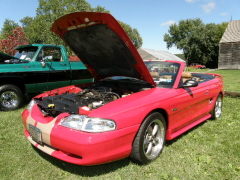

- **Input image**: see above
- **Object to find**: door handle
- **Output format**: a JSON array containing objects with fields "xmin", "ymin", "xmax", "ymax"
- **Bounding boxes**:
[{"xmin": 60, "ymin": 63, "xmax": 67, "ymax": 66}]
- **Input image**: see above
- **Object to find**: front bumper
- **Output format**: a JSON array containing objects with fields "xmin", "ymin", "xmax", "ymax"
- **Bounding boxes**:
[{"xmin": 22, "ymin": 108, "xmax": 139, "ymax": 165}]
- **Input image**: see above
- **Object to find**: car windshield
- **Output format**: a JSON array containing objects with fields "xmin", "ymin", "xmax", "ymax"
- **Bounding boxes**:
[
  {"xmin": 14, "ymin": 47, "xmax": 38, "ymax": 61},
  {"xmin": 144, "ymin": 61, "xmax": 180, "ymax": 88}
]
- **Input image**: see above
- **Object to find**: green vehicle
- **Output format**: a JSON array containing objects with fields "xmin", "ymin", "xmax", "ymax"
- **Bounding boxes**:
[{"xmin": 0, "ymin": 44, "xmax": 93, "ymax": 111}]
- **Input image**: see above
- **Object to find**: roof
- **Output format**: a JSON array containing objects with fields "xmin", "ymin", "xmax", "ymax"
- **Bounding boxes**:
[
  {"xmin": 220, "ymin": 20, "xmax": 240, "ymax": 43},
  {"xmin": 138, "ymin": 48, "xmax": 185, "ymax": 62}
]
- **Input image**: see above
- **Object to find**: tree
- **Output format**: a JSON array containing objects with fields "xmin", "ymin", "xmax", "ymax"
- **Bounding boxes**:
[
  {"xmin": 93, "ymin": 5, "xmax": 110, "ymax": 13},
  {"xmin": 0, "ymin": 19, "xmax": 19, "ymax": 39},
  {"xmin": 20, "ymin": 16, "xmax": 34, "ymax": 28},
  {"xmin": 163, "ymin": 19, "xmax": 228, "ymax": 68},
  {"xmin": 21, "ymin": 0, "xmax": 93, "ymax": 45},
  {"xmin": 0, "ymin": 27, "xmax": 29, "ymax": 55},
  {"xmin": 119, "ymin": 21, "xmax": 142, "ymax": 49},
  {"xmin": 20, "ymin": 0, "xmax": 142, "ymax": 49}
]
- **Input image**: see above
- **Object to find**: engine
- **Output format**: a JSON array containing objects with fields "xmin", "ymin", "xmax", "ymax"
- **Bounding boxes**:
[{"xmin": 37, "ymin": 79, "xmax": 153, "ymax": 117}]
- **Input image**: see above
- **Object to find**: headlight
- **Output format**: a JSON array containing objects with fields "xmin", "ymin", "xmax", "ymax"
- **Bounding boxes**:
[
  {"xmin": 27, "ymin": 100, "xmax": 36, "ymax": 111},
  {"xmin": 59, "ymin": 115, "xmax": 116, "ymax": 132}
]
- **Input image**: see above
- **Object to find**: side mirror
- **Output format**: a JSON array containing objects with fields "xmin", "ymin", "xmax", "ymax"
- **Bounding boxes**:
[
  {"xmin": 183, "ymin": 79, "xmax": 198, "ymax": 87},
  {"xmin": 40, "ymin": 60, "xmax": 46, "ymax": 68}
]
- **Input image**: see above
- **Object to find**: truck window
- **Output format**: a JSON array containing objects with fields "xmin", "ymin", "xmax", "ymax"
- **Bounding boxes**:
[
  {"xmin": 37, "ymin": 47, "xmax": 62, "ymax": 62},
  {"xmin": 14, "ymin": 47, "xmax": 38, "ymax": 61}
]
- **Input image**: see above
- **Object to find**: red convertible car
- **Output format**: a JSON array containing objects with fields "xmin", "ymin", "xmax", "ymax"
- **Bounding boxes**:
[
  {"xmin": 190, "ymin": 63, "xmax": 206, "ymax": 69},
  {"xmin": 22, "ymin": 12, "xmax": 224, "ymax": 166}
]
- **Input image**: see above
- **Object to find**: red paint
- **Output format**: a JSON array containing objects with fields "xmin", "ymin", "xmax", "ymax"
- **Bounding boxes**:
[{"xmin": 21, "ymin": 12, "xmax": 224, "ymax": 165}]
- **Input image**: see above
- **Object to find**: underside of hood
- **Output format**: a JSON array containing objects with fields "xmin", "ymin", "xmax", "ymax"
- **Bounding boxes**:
[
  {"xmin": 64, "ymin": 24, "xmax": 141, "ymax": 79},
  {"xmin": 51, "ymin": 12, "xmax": 155, "ymax": 86}
]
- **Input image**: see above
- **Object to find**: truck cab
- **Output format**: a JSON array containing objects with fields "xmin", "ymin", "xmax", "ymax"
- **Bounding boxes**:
[{"xmin": 0, "ymin": 44, "xmax": 93, "ymax": 111}]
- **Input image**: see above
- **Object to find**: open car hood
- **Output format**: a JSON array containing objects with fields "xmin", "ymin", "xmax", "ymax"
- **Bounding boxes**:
[
  {"xmin": 0, "ymin": 51, "xmax": 19, "ymax": 61},
  {"xmin": 51, "ymin": 12, "xmax": 155, "ymax": 86}
]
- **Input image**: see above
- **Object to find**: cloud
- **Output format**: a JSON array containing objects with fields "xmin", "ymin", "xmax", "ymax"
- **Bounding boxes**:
[
  {"xmin": 161, "ymin": 20, "xmax": 176, "ymax": 26},
  {"xmin": 220, "ymin": 12, "xmax": 228, "ymax": 16},
  {"xmin": 201, "ymin": 2, "xmax": 216, "ymax": 13}
]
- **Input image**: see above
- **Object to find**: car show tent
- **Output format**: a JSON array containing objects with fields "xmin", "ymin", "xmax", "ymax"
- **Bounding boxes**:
[{"xmin": 138, "ymin": 48, "xmax": 185, "ymax": 62}]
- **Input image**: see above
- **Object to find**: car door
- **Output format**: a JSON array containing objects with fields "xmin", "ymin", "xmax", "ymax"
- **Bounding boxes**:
[{"xmin": 169, "ymin": 81, "xmax": 212, "ymax": 133}]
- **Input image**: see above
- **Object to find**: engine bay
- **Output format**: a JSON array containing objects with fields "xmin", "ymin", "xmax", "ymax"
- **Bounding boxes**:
[{"xmin": 36, "ymin": 79, "xmax": 153, "ymax": 117}]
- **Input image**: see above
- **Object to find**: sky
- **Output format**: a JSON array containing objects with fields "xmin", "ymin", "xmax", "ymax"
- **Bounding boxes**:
[{"xmin": 0, "ymin": 0, "xmax": 239, "ymax": 54}]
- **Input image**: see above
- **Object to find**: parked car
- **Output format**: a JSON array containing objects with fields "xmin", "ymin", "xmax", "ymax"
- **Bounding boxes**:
[
  {"xmin": 0, "ymin": 44, "xmax": 93, "ymax": 110},
  {"xmin": 190, "ymin": 63, "xmax": 206, "ymax": 69},
  {"xmin": 22, "ymin": 12, "xmax": 224, "ymax": 166}
]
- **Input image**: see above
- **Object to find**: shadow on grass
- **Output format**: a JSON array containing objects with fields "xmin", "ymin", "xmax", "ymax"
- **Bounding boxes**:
[
  {"xmin": 31, "ymin": 119, "xmax": 211, "ymax": 177},
  {"xmin": 33, "ymin": 146, "xmax": 131, "ymax": 177}
]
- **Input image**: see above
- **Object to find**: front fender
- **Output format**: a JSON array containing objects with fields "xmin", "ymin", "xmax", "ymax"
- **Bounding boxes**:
[{"xmin": 88, "ymin": 88, "xmax": 175, "ymax": 129}]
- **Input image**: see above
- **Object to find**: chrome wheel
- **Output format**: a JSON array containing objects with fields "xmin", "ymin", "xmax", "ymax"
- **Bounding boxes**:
[
  {"xmin": 143, "ymin": 119, "xmax": 165, "ymax": 160},
  {"xmin": 211, "ymin": 94, "xmax": 223, "ymax": 120},
  {"xmin": 0, "ymin": 85, "xmax": 24, "ymax": 111},
  {"xmin": 0, "ymin": 91, "xmax": 19, "ymax": 109},
  {"xmin": 130, "ymin": 112, "xmax": 166, "ymax": 164},
  {"xmin": 215, "ymin": 95, "xmax": 222, "ymax": 118}
]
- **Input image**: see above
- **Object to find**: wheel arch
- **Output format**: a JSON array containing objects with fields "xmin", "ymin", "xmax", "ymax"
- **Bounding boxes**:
[
  {"xmin": 148, "ymin": 108, "xmax": 168, "ymax": 129},
  {"xmin": 219, "ymin": 91, "xmax": 224, "ymax": 97},
  {"xmin": 0, "ymin": 77, "xmax": 27, "ymax": 97},
  {"xmin": 141, "ymin": 108, "xmax": 169, "ymax": 131},
  {"xmin": 129, "ymin": 107, "xmax": 168, "ymax": 164}
]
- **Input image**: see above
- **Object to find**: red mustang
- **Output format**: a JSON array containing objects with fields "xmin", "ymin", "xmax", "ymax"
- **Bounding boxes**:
[{"xmin": 22, "ymin": 12, "xmax": 224, "ymax": 166}]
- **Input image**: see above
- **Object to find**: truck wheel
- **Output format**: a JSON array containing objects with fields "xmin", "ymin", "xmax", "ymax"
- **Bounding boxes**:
[
  {"xmin": 130, "ymin": 112, "xmax": 166, "ymax": 164},
  {"xmin": 0, "ymin": 85, "xmax": 24, "ymax": 111},
  {"xmin": 210, "ymin": 94, "xmax": 223, "ymax": 120}
]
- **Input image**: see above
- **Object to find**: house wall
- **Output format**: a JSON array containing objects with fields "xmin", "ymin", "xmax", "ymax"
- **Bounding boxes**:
[{"xmin": 218, "ymin": 42, "xmax": 240, "ymax": 69}]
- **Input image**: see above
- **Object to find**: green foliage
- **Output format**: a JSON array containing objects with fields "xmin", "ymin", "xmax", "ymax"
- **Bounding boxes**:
[
  {"xmin": 174, "ymin": 54, "xmax": 185, "ymax": 60},
  {"xmin": 0, "ymin": 19, "xmax": 19, "ymax": 39},
  {"xmin": 119, "ymin": 21, "xmax": 143, "ymax": 49},
  {"xmin": 21, "ymin": 0, "xmax": 92, "ymax": 45},
  {"xmin": 0, "ymin": 1, "xmax": 143, "ymax": 54},
  {"xmin": 18, "ymin": 0, "xmax": 142, "ymax": 52},
  {"xmin": 93, "ymin": 5, "xmax": 110, "ymax": 13},
  {"xmin": 164, "ymin": 19, "xmax": 228, "ymax": 68}
]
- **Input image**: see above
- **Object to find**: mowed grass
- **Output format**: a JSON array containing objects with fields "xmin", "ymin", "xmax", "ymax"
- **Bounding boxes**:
[
  {"xmin": 1, "ymin": 97, "xmax": 240, "ymax": 180},
  {"xmin": 186, "ymin": 68, "xmax": 240, "ymax": 92},
  {"xmin": 213, "ymin": 70, "xmax": 240, "ymax": 92},
  {"xmin": 1, "ymin": 69, "xmax": 240, "ymax": 179}
]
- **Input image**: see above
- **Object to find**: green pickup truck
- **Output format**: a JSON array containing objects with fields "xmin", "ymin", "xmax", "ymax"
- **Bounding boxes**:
[{"xmin": 0, "ymin": 44, "xmax": 93, "ymax": 111}]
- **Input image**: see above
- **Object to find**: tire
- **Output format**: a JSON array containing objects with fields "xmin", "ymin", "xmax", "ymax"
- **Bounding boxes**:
[
  {"xmin": 130, "ymin": 112, "xmax": 166, "ymax": 164},
  {"xmin": 0, "ymin": 84, "xmax": 24, "ymax": 111},
  {"xmin": 210, "ymin": 94, "xmax": 223, "ymax": 120}
]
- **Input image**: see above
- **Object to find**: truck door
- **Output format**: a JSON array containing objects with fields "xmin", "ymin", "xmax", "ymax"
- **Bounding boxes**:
[
  {"xmin": 34, "ymin": 48, "xmax": 51, "ymax": 92},
  {"xmin": 36, "ymin": 46, "xmax": 71, "ymax": 91}
]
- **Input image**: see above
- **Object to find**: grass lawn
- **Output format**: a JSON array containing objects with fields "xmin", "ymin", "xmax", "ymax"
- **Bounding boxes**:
[
  {"xmin": 186, "ymin": 68, "xmax": 240, "ymax": 92},
  {"xmin": 1, "ymin": 96, "xmax": 240, "ymax": 180},
  {"xmin": 1, "ymin": 69, "xmax": 240, "ymax": 179}
]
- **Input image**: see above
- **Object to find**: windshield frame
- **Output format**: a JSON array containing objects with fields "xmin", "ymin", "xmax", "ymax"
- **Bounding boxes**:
[
  {"xmin": 144, "ymin": 60, "xmax": 181, "ymax": 88},
  {"xmin": 14, "ymin": 47, "xmax": 38, "ymax": 61}
]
